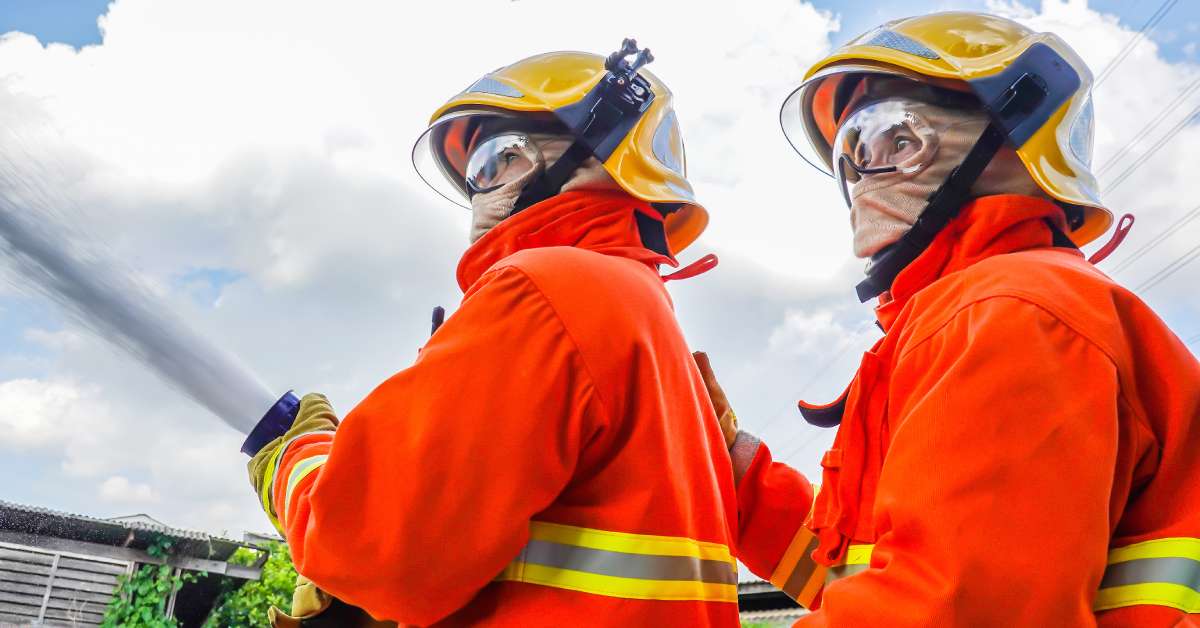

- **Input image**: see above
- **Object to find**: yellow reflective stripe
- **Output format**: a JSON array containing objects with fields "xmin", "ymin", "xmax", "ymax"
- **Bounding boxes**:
[
  {"xmin": 258, "ymin": 445, "xmax": 287, "ymax": 532},
  {"xmin": 500, "ymin": 522, "xmax": 737, "ymax": 603},
  {"xmin": 498, "ymin": 561, "xmax": 737, "ymax": 603},
  {"xmin": 527, "ymin": 521, "xmax": 733, "ymax": 565},
  {"xmin": 842, "ymin": 544, "xmax": 873, "ymax": 566},
  {"xmin": 768, "ymin": 527, "xmax": 825, "ymax": 608},
  {"xmin": 1096, "ymin": 537, "xmax": 1200, "ymax": 612},
  {"xmin": 1107, "ymin": 537, "xmax": 1200, "ymax": 564},
  {"xmin": 258, "ymin": 430, "xmax": 335, "ymax": 532},
  {"xmin": 281, "ymin": 455, "xmax": 328, "ymax": 518},
  {"xmin": 824, "ymin": 543, "xmax": 874, "ymax": 586},
  {"xmin": 1095, "ymin": 582, "xmax": 1200, "ymax": 613}
]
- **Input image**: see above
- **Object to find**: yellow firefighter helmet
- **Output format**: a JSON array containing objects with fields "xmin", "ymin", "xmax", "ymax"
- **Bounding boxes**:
[
  {"xmin": 413, "ymin": 40, "xmax": 707, "ymax": 254},
  {"xmin": 781, "ymin": 11, "xmax": 1112, "ymax": 246}
]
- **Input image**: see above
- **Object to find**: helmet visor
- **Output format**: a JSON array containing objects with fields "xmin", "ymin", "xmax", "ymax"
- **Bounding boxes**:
[
  {"xmin": 780, "ymin": 64, "xmax": 980, "ymax": 180},
  {"xmin": 412, "ymin": 109, "xmax": 567, "ymax": 208}
]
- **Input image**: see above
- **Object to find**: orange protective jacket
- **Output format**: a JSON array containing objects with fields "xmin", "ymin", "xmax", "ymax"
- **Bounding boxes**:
[
  {"xmin": 736, "ymin": 196, "xmax": 1200, "ymax": 627},
  {"xmin": 265, "ymin": 191, "xmax": 740, "ymax": 626}
]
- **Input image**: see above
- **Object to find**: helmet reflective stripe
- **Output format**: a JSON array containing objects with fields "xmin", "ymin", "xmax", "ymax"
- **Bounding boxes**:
[
  {"xmin": 862, "ymin": 30, "xmax": 940, "ymax": 60},
  {"xmin": 651, "ymin": 110, "xmax": 685, "ymax": 175},
  {"xmin": 463, "ymin": 76, "xmax": 524, "ymax": 99}
]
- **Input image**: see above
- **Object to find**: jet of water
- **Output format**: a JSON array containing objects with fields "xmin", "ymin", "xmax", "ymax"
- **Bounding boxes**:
[{"xmin": 0, "ymin": 109, "xmax": 276, "ymax": 435}]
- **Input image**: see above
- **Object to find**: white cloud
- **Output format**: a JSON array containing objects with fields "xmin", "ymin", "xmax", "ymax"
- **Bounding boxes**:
[
  {"xmin": 0, "ymin": 0, "xmax": 1196, "ymax": 537},
  {"xmin": 769, "ymin": 309, "xmax": 864, "ymax": 357},
  {"xmin": 0, "ymin": 377, "xmax": 89, "ymax": 446},
  {"xmin": 99, "ymin": 475, "xmax": 158, "ymax": 504}
]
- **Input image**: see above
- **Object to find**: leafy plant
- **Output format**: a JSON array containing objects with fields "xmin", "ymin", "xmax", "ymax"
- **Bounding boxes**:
[
  {"xmin": 102, "ymin": 536, "xmax": 196, "ymax": 628},
  {"xmin": 203, "ymin": 541, "xmax": 297, "ymax": 627}
]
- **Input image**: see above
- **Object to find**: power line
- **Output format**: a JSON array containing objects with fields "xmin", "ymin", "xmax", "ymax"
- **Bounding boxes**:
[
  {"xmin": 1109, "ymin": 203, "xmax": 1200, "ymax": 275},
  {"xmin": 777, "ymin": 424, "xmax": 834, "ymax": 466},
  {"xmin": 1186, "ymin": 332, "xmax": 1200, "ymax": 346},
  {"xmin": 1094, "ymin": 0, "xmax": 1179, "ymax": 87},
  {"xmin": 1134, "ymin": 240, "xmax": 1200, "ymax": 293},
  {"xmin": 1095, "ymin": 75, "xmax": 1200, "ymax": 179},
  {"xmin": 748, "ymin": 318, "xmax": 875, "ymax": 438},
  {"xmin": 1104, "ymin": 101, "xmax": 1200, "ymax": 194}
]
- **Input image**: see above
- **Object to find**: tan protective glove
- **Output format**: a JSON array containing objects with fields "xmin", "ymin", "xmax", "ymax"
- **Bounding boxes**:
[
  {"xmin": 692, "ymin": 352, "xmax": 739, "ymax": 449},
  {"xmin": 268, "ymin": 574, "xmax": 397, "ymax": 628},
  {"xmin": 247, "ymin": 393, "xmax": 340, "ymax": 528}
]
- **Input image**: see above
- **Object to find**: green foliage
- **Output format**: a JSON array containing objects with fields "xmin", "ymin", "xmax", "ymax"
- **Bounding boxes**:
[
  {"xmin": 102, "ymin": 536, "xmax": 196, "ymax": 628},
  {"xmin": 203, "ymin": 541, "xmax": 297, "ymax": 627}
]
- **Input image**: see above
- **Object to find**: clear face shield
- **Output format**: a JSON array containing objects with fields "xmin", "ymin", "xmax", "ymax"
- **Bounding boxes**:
[{"xmin": 411, "ymin": 110, "xmax": 569, "ymax": 208}]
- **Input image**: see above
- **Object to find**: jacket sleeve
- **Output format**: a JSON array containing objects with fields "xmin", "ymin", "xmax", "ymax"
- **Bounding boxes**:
[
  {"xmin": 732, "ymin": 433, "xmax": 818, "ymax": 599},
  {"xmin": 798, "ymin": 296, "xmax": 1120, "ymax": 627},
  {"xmin": 273, "ymin": 265, "xmax": 607, "ymax": 625}
]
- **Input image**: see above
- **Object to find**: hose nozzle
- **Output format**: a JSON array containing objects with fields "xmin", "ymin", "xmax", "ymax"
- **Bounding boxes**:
[{"xmin": 240, "ymin": 391, "xmax": 301, "ymax": 456}]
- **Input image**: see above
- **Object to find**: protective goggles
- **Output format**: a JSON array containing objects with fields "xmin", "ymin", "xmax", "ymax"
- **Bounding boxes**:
[
  {"xmin": 466, "ymin": 130, "xmax": 584, "ymax": 197},
  {"xmin": 465, "ymin": 133, "xmax": 541, "ymax": 196},
  {"xmin": 832, "ymin": 97, "xmax": 982, "ymax": 207}
]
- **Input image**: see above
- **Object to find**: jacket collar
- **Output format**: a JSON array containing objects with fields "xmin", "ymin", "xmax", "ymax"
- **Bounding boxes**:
[
  {"xmin": 874, "ymin": 194, "xmax": 1079, "ymax": 331},
  {"xmin": 456, "ymin": 190, "xmax": 676, "ymax": 292}
]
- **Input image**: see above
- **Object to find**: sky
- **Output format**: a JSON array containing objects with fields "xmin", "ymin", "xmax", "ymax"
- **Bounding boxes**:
[{"xmin": 0, "ymin": 0, "xmax": 1197, "ymax": 540}]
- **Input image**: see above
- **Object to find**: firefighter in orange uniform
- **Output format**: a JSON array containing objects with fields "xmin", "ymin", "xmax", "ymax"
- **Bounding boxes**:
[
  {"xmin": 242, "ymin": 41, "xmax": 740, "ymax": 626},
  {"xmin": 697, "ymin": 12, "xmax": 1200, "ymax": 627}
]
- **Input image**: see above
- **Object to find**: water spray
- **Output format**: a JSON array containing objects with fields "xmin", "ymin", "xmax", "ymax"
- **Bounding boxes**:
[{"xmin": 0, "ymin": 111, "xmax": 297, "ymax": 455}]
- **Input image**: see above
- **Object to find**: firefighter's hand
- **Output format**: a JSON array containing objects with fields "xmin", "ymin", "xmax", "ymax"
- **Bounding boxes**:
[
  {"xmin": 692, "ymin": 352, "xmax": 739, "ymax": 449},
  {"xmin": 268, "ymin": 574, "xmax": 397, "ymax": 628},
  {"xmin": 247, "ymin": 394, "xmax": 339, "ymax": 521}
]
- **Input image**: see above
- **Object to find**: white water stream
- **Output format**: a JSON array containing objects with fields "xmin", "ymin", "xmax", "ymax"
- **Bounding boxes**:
[{"xmin": 0, "ymin": 118, "xmax": 275, "ymax": 435}]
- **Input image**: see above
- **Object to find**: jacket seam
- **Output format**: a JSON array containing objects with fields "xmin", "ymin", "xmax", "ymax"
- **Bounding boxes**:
[
  {"xmin": 481, "ymin": 264, "xmax": 616, "ymax": 425},
  {"xmin": 895, "ymin": 293, "xmax": 1149, "ymax": 430}
]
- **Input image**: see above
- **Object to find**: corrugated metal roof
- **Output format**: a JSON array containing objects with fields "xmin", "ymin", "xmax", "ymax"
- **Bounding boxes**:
[
  {"xmin": 738, "ymin": 579, "xmax": 781, "ymax": 595},
  {"xmin": 0, "ymin": 499, "xmax": 246, "ymax": 561},
  {"xmin": 739, "ymin": 607, "xmax": 808, "ymax": 622}
]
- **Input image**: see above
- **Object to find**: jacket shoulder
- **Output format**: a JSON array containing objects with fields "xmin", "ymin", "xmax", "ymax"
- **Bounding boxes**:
[
  {"xmin": 903, "ymin": 249, "xmax": 1128, "ymax": 354},
  {"xmin": 958, "ymin": 248, "xmax": 1116, "ymax": 303},
  {"xmin": 496, "ymin": 247, "xmax": 668, "ymax": 303}
]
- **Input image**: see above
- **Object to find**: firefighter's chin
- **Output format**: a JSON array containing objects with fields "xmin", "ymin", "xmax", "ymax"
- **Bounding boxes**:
[
  {"xmin": 851, "ymin": 190, "xmax": 922, "ymax": 262},
  {"xmin": 469, "ymin": 166, "xmax": 543, "ymax": 243}
]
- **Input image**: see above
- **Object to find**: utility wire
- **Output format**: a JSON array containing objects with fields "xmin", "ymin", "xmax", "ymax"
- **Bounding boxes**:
[
  {"xmin": 777, "ymin": 423, "xmax": 834, "ymax": 466},
  {"xmin": 1104, "ymin": 101, "xmax": 1200, "ymax": 194},
  {"xmin": 1093, "ymin": 0, "xmax": 1179, "ymax": 87},
  {"xmin": 1109, "ymin": 203, "xmax": 1200, "ymax": 275},
  {"xmin": 1096, "ymin": 75, "xmax": 1200, "ymax": 179},
  {"xmin": 1135, "ymin": 240, "xmax": 1200, "ymax": 293},
  {"xmin": 1186, "ymin": 332, "xmax": 1200, "ymax": 346},
  {"xmin": 748, "ymin": 318, "xmax": 875, "ymax": 438}
]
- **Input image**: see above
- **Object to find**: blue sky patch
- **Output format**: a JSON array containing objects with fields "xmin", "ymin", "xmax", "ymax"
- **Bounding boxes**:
[
  {"xmin": 0, "ymin": 0, "xmax": 111, "ymax": 47},
  {"xmin": 176, "ymin": 267, "xmax": 245, "ymax": 307}
]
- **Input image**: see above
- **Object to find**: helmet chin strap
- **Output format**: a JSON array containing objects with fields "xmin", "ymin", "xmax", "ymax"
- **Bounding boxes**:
[
  {"xmin": 511, "ymin": 141, "xmax": 593, "ymax": 214},
  {"xmin": 856, "ymin": 121, "xmax": 1008, "ymax": 302}
]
